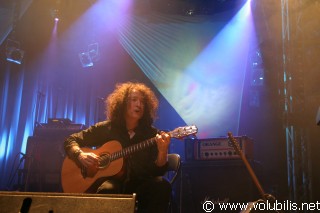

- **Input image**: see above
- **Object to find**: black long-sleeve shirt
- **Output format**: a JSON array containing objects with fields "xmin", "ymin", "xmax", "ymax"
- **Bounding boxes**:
[{"xmin": 64, "ymin": 120, "xmax": 168, "ymax": 181}]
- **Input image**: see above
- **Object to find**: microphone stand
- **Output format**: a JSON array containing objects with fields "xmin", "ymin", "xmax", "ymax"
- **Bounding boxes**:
[{"xmin": 6, "ymin": 152, "xmax": 26, "ymax": 191}]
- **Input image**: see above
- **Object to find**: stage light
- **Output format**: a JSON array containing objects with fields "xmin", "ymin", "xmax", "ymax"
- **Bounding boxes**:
[
  {"xmin": 251, "ymin": 68, "xmax": 264, "ymax": 86},
  {"xmin": 88, "ymin": 42, "xmax": 99, "ymax": 62},
  {"xmin": 50, "ymin": 9, "xmax": 60, "ymax": 22},
  {"xmin": 79, "ymin": 52, "xmax": 93, "ymax": 68},
  {"xmin": 6, "ymin": 39, "xmax": 24, "ymax": 65},
  {"xmin": 78, "ymin": 43, "xmax": 99, "ymax": 68},
  {"xmin": 185, "ymin": 9, "xmax": 195, "ymax": 16},
  {"xmin": 250, "ymin": 48, "xmax": 264, "ymax": 86}
]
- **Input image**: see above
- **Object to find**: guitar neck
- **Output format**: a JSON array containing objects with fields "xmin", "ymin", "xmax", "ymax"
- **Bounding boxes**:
[
  {"xmin": 107, "ymin": 124, "xmax": 198, "ymax": 162},
  {"xmin": 227, "ymin": 132, "xmax": 267, "ymax": 200},
  {"xmin": 109, "ymin": 136, "xmax": 157, "ymax": 162}
]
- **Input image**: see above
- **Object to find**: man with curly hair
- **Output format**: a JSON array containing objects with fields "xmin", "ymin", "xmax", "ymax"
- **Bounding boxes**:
[{"xmin": 64, "ymin": 82, "xmax": 171, "ymax": 213}]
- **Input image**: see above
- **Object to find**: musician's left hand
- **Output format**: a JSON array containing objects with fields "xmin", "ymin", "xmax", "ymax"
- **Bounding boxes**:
[
  {"xmin": 154, "ymin": 132, "xmax": 170, "ymax": 167},
  {"xmin": 155, "ymin": 131, "xmax": 171, "ymax": 153}
]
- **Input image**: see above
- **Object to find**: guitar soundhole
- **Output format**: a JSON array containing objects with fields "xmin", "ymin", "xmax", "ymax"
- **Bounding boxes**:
[{"xmin": 99, "ymin": 153, "xmax": 111, "ymax": 168}]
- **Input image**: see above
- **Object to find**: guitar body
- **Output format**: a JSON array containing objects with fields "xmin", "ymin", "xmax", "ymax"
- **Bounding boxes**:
[{"xmin": 61, "ymin": 140, "xmax": 124, "ymax": 193}]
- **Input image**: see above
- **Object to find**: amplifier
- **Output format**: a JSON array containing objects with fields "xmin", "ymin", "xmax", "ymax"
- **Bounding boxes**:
[
  {"xmin": 179, "ymin": 161, "xmax": 259, "ymax": 213},
  {"xmin": 34, "ymin": 123, "xmax": 85, "ymax": 137},
  {"xmin": 185, "ymin": 136, "xmax": 253, "ymax": 161}
]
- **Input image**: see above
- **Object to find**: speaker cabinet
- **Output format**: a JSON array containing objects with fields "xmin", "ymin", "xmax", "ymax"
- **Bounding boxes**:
[
  {"xmin": 23, "ymin": 136, "xmax": 66, "ymax": 192},
  {"xmin": 179, "ymin": 160, "xmax": 260, "ymax": 213},
  {"xmin": 0, "ymin": 191, "xmax": 136, "ymax": 213},
  {"xmin": 23, "ymin": 123, "xmax": 86, "ymax": 191}
]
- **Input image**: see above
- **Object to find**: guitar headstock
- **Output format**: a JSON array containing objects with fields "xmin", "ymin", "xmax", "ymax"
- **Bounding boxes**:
[
  {"xmin": 170, "ymin": 125, "xmax": 198, "ymax": 139},
  {"xmin": 227, "ymin": 131, "xmax": 241, "ymax": 155}
]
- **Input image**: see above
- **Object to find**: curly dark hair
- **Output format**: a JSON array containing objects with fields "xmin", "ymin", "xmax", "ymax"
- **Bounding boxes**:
[{"xmin": 105, "ymin": 82, "xmax": 159, "ymax": 127}]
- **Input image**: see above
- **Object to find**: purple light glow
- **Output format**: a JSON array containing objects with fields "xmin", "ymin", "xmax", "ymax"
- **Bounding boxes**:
[{"xmin": 156, "ymin": 0, "xmax": 256, "ymax": 138}]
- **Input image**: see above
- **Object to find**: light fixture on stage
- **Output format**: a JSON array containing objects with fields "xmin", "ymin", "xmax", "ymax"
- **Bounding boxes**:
[
  {"xmin": 78, "ymin": 42, "xmax": 99, "ymax": 68},
  {"xmin": 251, "ymin": 68, "xmax": 264, "ymax": 86},
  {"xmin": 250, "ymin": 49, "xmax": 264, "ymax": 86},
  {"xmin": 6, "ymin": 39, "xmax": 25, "ymax": 65},
  {"xmin": 50, "ymin": 8, "xmax": 60, "ymax": 22},
  {"xmin": 88, "ymin": 42, "xmax": 99, "ymax": 62},
  {"xmin": 79, "ymin": 52, "xmax": 93, "ymax": 67},
  {"xmin": 185, "ymin": 9, "xmax": 195, "ymax": 16}
]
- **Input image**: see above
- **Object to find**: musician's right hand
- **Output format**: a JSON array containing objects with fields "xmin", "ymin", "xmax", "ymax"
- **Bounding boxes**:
[{"xmin": 77, "ymin": 152, "xmax": 99, "ymax": 168}]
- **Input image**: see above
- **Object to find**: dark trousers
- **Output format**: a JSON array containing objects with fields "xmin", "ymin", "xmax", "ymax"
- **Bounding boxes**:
[{"xmin": 97, "ymin": 176, "xmax": 171, "ymax": 213}]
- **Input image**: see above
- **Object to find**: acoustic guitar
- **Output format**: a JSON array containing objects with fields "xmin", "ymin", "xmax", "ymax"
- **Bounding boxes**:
[{"xmin": 61, "ymin": 125, "xmax": 198, "ymax": 193}]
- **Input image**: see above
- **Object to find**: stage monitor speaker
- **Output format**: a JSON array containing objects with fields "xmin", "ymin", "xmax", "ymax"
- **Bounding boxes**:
[
  {"xmin": 179, "ymin": 160, "xmax": 260, "ymax": 213},
  {"xmin": 0, "ymin": 191, "xmax": 136, "ymax": 213}
]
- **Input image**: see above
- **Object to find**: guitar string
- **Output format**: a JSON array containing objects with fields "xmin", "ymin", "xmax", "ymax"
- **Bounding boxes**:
[{"xmin": 95, "ymin": 137, "xmax": 157, "ymax": 167}]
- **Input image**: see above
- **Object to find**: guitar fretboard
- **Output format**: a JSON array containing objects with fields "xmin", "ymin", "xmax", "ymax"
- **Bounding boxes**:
[
  {"xmin": 110, "ymin": 137, "xmax": 157, "ymax": 161},
  {"xmin": 97, "ymin": 125, "xmax": 197, "ymax": 165}
]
